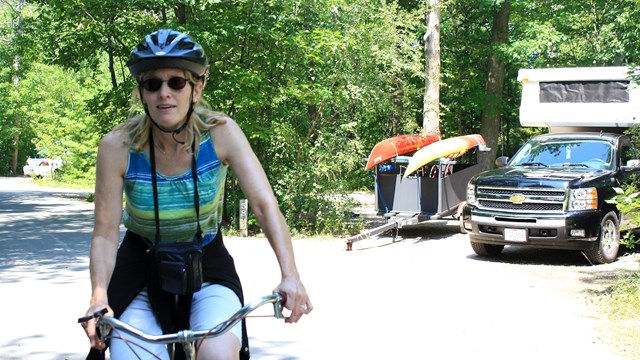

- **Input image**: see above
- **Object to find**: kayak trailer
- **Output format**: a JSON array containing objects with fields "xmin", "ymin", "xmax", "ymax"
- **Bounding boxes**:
[{"xmin": 345, "ymin": 156, "xmax": 483, "ymax": 250}]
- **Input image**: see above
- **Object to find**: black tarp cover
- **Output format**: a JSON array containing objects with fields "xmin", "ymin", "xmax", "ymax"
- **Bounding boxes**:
[{"xmin": 540, "ymin": 81, "xmax": 629, "ymax": 103}]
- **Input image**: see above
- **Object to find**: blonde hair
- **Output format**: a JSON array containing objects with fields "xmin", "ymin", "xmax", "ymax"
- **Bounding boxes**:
[{"xmin": 115, "ymin": 70, "xmax": 228, "ymax": 153}]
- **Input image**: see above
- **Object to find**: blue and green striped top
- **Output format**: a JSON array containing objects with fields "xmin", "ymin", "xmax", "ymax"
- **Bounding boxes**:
[{"xmin": 122, "ymin": 132, "xmax": 227, "ymax": 246}]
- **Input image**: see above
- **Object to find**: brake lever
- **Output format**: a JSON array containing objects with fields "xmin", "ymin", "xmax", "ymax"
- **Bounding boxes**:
[{"xmin": 77, "ymin": 308, "xmax": 109, "ymax": 323}]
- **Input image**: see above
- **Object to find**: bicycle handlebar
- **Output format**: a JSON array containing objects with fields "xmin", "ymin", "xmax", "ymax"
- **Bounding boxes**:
[{"xmin": 78, "ymin": 293, "xmax": 286, "ymax": 346}]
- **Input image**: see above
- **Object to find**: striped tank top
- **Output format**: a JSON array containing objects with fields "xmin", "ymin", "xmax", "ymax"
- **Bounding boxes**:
[{"xmin": 122, "ymin": 132, "xmax": 227, "ymax": 246}]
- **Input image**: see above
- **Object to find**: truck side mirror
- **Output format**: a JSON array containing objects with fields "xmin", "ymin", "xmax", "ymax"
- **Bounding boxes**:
[
  {"xmin": 495, "ymin": 156, "xmax": 509, "ymax": 168},
  {"xmin": 622, "ymin": 159, "xmax": 640, "ymax": 172}
]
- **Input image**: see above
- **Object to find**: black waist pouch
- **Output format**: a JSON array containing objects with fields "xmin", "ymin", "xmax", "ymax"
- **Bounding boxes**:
[{"xmin": 154, "ymin": 241, "xmax": 203, "ymax": 295}]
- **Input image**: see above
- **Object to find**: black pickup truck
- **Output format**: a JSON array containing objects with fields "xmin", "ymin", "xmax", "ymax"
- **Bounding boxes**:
[{"xmin": 461, "ymin": 132, "xmax": 640, "ymax": 264}]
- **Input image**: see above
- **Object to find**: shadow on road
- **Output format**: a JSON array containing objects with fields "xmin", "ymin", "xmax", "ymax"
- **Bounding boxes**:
[
  {"xmin": 466, "ymin": 247, "xmax": 597, "ymax": 266},
  {"xmin": 248, "ymin": 339, "xmax": 300, "ymax": 360},
  {"xmin": 0, "ymin": 189, "xmax": 94, "ymax": 283},
  {"xmin": 350, "ymin": 215, "xmax": 640, "ymax": 271},
  {"xmin": 465, "ymin": 243, "xmax": 640, "ymax": 267}
]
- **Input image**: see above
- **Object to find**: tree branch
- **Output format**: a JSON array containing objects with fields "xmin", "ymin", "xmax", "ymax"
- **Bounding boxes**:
[{"xmin": 0, "ymin": 0, "xmax": 17, "ymax": 14}]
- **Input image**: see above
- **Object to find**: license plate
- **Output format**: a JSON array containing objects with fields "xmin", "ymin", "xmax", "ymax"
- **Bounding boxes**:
[{"xmin": 504, "ymin": 228, "xmax": 527, "ymax": 242}]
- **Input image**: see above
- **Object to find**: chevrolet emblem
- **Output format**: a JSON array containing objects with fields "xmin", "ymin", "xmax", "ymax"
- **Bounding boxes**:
[{"xmin": 510, "ymin": 194, "xmax": 526, "ymax": 203}]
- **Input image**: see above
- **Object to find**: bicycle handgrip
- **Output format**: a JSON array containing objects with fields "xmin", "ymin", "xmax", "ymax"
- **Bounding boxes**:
[{"xmin": 77, "ymin": 308, "xmax": 109, "ymax": 323}]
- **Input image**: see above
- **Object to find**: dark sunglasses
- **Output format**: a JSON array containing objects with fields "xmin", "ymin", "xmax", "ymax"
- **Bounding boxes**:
[{"xmin": 141, "ymin": 77, "xmax": 190, "ymax": 92}]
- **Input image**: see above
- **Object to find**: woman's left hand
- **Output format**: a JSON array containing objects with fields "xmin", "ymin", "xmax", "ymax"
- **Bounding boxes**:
[{"xmin": 274, "ymin": 276, "xmax": 312, "ymax": 323}]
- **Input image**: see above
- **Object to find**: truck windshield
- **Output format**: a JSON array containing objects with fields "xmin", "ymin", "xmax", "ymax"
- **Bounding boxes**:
[{"xmin": 510, "ymin": 139, "xmax": 614, "ymax": 170}]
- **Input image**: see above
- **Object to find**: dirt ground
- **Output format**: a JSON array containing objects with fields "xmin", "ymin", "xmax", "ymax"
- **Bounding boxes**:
[{"xmin": 342, "ymin": 191, "xmax": 640, "ymax": 359}]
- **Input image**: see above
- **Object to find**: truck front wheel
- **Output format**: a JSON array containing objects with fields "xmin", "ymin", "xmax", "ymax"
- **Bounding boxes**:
[
  {"xmin": 470, "ymin": 241, "xmax": 504, "ymax": 257},
  {"xmin": 584, "ymin": 211, "xmax": 620, "ymax": 264}
]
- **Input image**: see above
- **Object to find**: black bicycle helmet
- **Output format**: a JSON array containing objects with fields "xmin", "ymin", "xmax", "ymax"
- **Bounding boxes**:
[{"xmin": 127, "ymin": 29, "xmax": 208, "ymax": 80}]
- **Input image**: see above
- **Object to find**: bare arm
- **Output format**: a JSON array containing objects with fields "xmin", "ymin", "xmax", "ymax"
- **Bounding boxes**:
[
  {"xmin": 83, "ymin": 130, "xmax": 129, "ymax": 348},
  {"xmin": 212, "ymin": 118, "xmax": 312, "ymax": 322}
]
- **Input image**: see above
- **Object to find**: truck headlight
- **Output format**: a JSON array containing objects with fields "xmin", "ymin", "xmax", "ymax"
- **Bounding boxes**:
[
  {"xmin": 466, "ymin": 183, "xmax": 477, "ymax": 205},
  {"xmin": 568, "ymin": 187, "xmax": 597, "ymax": 210}
]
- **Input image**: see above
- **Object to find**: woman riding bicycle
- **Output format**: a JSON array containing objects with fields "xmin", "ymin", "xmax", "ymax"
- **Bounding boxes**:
[{"xmin": 81, "ymin": 29, "xmax": 312, "ymax": 360}]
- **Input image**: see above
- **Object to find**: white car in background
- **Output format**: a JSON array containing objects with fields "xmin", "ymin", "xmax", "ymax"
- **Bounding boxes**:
[{"xmin": 23, "ymin": 156, "xmax": 62, "ymax": 178}]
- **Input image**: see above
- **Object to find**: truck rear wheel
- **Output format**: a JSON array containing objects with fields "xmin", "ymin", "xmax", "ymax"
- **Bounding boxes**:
[
  {"xmin": 584, "ymin": 211, "xmax": 620, "ymax": 264},
  {"xmin": 470, "ymin": 240, "xmax": 504, "ymax": 257}
]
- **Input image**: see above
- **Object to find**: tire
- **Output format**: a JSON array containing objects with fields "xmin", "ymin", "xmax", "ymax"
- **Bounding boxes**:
[
  {"xmin": 470, "ymin": 240, "xmax": 504, "ymax": 257},
  {"xmin": 584, "ymin": 211, "xmax": 620, "ymax": 264}
]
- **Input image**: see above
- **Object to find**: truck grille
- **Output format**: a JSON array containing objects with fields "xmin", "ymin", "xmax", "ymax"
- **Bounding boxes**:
[{"xmin": 476, "ymin": 186, "xmax": 566, "ymax": 213}]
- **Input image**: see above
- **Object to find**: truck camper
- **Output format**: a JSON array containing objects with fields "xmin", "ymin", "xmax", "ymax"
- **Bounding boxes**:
[
  {"xmin": 518, "ymin": 66, "xmax": 640, "ymax": 131},
  {"xmin": 461, "ymin": 66, "xmax": 640, "ymax": 264}
]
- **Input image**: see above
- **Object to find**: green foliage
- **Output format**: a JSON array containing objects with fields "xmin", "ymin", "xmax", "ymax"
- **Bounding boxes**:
[
  {"xmin": 606, "ymin": 186, "xmax": 640, "ymax": 248},
  {"xmin": 268, "ymin": 121, "xmax": 368, "ymax": 235},
  {"xmin": 16, "ymin": 63, "xmax": 102, "ymax": 182},
  {"xmin": 605, "ymin": 126, "xmax": 640, "ymax": 247},
  {"xmin": 6, "ymin": 0, "xmax": 640, "ymax": 235},
  {"xmin": 190, "ymin": 0, "xmax": 424, "ymax": 234}
]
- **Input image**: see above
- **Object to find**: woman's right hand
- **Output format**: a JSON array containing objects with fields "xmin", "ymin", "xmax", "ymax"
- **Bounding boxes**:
[{"xmin": 81, "ymin": 303, "xmax": 114, "ymax": 350}]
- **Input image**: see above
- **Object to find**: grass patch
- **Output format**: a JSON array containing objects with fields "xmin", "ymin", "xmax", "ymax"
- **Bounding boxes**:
[
  {"xmin": 605, "ymin": 272, "xmax": 640, "ymax": 317},
  {"xmin": 31, "ymin": 177, "xmax": 95, "ymax": 202},
  {"xmin": 594, "ymin": 269, "xmax": 640, "ymax": 358},
  {"xmin": 33, "ymin": 177, "xmax": 94, "ymax": 191}
]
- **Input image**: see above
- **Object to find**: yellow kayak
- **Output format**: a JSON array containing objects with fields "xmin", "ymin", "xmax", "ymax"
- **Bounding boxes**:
[{"xmin": 403, "ymin": 134, "xmax": 486, "ymax": 177}]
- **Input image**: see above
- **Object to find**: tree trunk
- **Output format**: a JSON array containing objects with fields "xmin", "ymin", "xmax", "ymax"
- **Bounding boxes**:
[
  {"xmin": 423, "ymin": 0, "xmax": 441, "ymax": 135},
  {"xmin": 108, "ymin": 46, "xmax": 118, "ymax": 88},
  {"xmin": 478, "ymin": 0, "xmax": 510, "ymax": 171},
  {"xmin": 390, "ymin": 81, "xmax": 404, "ymax": 136},
  {"xmin": 10, "ymin": 0, "xmax": 25, "ymax": 176},
  {"xmin": 175, "ymin": 4, "xmax": 187, "ymax": 24}
]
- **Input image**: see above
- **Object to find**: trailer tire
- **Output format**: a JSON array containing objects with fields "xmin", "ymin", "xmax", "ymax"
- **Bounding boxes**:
[
  {"xmin": 470, "ymin": 240, "xmax": 504, "ymax": 257},
  {"xmin": 459, "ymin": 217, "xmax": 467, "ymax": 234},
  {"xmin": 584, "ymin": 211, "xmax": 620, "ymax": 264}
]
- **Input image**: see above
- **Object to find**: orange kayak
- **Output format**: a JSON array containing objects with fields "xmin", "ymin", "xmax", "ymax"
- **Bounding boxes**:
[
  {"xmin": 403, "ymin": 134, "xmax": 486, "ymax": 177},
  {"xmin": 365, "ymin": 133, "xmax": 441, "ymax": 170}
]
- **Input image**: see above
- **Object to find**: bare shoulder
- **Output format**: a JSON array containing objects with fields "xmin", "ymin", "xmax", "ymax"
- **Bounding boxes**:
[
  {"xmin": 210, "ymin": 115, "xmax": 243, "ymax": 137},
  {"xmin": 97, "ymin": 129, "xmax": 130, "ymax": 176},
  {"xmin": 210, "ymin": 116, "xmax": 251, "ymax": 162},
  {"xmin": 100, "ymin": 129, "xmax": 130, "ymax": 151}
]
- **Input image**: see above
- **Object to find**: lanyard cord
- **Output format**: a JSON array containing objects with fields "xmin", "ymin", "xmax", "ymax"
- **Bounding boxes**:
[{"xmin": 149, "ymin": 131, "xmax": 203, "ymax": 246}]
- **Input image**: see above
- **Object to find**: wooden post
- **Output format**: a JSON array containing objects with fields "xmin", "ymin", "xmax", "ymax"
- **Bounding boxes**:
[{"xmin": 239, "ymin": 199, "xmax": 248, "ymax": 237}]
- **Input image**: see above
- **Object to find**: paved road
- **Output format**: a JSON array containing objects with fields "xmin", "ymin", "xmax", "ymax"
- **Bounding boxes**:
[
  {"xmin": 0, "ymin": 177, "xmax": 95, "ymax": 359},
  {"xmin": 0, "ymin": 177, "xmax": 636, "ymax": 359}
]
